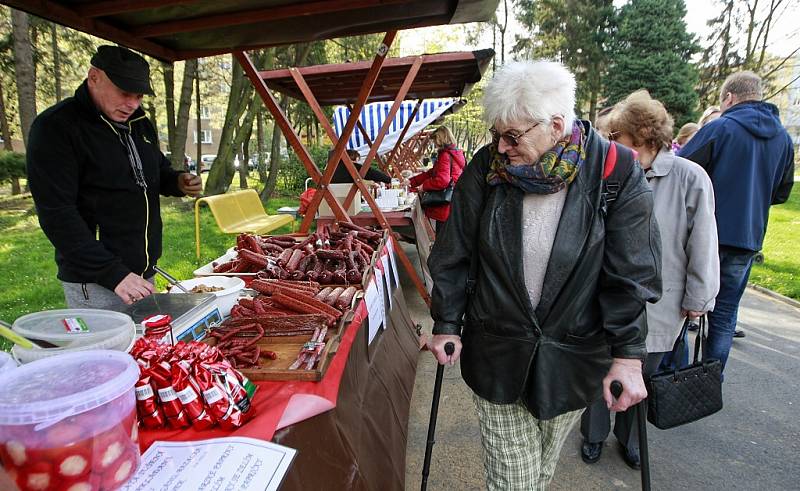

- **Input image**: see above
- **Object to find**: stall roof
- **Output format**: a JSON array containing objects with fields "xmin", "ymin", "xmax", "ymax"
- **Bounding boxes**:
[
  {"xmin": 260, "ymin": 49, "xmax": 493, "ymax": 105},
  {"xmin": 2, "ymin": 0, "xmax": 498, "ymax": 62}
]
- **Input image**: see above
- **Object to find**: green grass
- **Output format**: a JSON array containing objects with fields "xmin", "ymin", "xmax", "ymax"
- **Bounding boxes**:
[
  {"xmin": 749, "ymin": 191, "xmax": 800, "ymax": 299},
  {"xmin": 0, "ymin": 186, "xmax": 298, "ymax": 351}
]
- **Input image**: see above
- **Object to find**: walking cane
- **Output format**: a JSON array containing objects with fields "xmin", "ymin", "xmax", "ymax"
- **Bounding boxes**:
[
  {"xmin": 420, "ymin": 342, "xmax": 455, "ymax": 491},
  {"xmin": 611, "ymin": 381, "xmax": 651, "ymax": 491}
]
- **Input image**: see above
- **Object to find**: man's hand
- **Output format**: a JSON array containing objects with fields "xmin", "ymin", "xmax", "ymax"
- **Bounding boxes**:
[
  {"xmin": 178, "ymin": 172, "xmax": 202, "ymax": 197},
  {"xmin": 602, "ymin": 357, "xmax": 647, "ymax": 412},
  {"xmin": 114, "ymin": 273, "xmax": 155, "ymax": 305},
  {"xmin": 428, "ymin": 334, "xmax": 462, "ymax": 366}
]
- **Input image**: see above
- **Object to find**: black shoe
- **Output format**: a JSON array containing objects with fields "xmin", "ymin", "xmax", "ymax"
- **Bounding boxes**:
[
  {"xmin": 620, "ymin": 444, "xmax": 641, "ymax": 470},
  {"xmin": 733, "ymin": 329, "xmax": 745, "ymax": 338},
  {"xmin": 581, "ymin": 441, "xmax": 603, "ymax": 464}
]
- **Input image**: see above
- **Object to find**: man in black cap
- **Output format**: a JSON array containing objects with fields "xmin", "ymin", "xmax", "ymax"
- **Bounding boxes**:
[{"xmin": 26, "ymin": 45, "xmax": 203, "ymax": 311}]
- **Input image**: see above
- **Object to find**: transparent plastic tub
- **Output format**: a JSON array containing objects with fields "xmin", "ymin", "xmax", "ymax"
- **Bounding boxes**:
[
  {"xmin": 0, "ymin": 350, "xmax": 140, "ymax": 490},
  {"xmin": 12, "ymin": 309, "xmax": 135, "ymax": 347},
  {"xmin": 11, "ymin": 322, "xmax": 136, "ymax": 364}
]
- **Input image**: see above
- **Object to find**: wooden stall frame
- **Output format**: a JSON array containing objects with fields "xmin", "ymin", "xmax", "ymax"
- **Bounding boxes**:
[{"xmin": 237, "ymin": 32, "xmax": 432, "ymax": 306}]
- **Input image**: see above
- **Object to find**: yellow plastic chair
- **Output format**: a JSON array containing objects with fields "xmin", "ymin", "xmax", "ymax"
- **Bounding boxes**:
[{"xmin": 195, "ymin": 189, "xmax": 294, "ymax": 260}]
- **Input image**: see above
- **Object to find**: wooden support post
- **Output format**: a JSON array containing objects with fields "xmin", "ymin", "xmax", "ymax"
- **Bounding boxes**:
[
  {"xmin": 288, "ymin": 66, "xmax": 431, "ymax": 305},
  {"xmin": 384, "ymin": 98, "xmax": 422, "ymax": 173},
  {"xmin": 297, "ymin": 30, "xmax": 397, "ymax": 234},
  {"xmin": 235, "ymin": 50, "xmax": 351, "ymax": 223},
  {"xmin": 343, "ymin": 56, "xmax": 423, "ymax": 209}
]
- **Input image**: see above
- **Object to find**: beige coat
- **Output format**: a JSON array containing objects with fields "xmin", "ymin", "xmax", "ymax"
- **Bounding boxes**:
[{"xmin": 644, "ymin": 149, "xmax": 720, "ymax": 352}]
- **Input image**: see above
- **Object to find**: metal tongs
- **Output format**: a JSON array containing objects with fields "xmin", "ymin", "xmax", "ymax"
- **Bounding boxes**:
[{"xmin": 153, "ymin": 265, "xmax": 191, "ymax": 293}]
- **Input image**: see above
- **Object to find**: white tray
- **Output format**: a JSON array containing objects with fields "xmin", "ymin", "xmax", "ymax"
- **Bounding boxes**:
[{"xmin": 194, "ymin": 247, "xmax": 258, "ymax": 277}]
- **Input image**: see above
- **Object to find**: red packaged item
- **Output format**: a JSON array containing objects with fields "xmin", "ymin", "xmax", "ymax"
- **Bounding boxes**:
[
  {"xmin": 134, "ymin": 368, "xmax": 164, "ymax": 429},
  {"xmin": 149, "ymin": 361, "xmax": 190, "ymax": 429},
  {"xmin": 194, "ymin": 363, "xmax": 247, "ymax": 431},
  {"xmin": 171, "ymin": 361, "xmax": 215, "ymax": 430}
]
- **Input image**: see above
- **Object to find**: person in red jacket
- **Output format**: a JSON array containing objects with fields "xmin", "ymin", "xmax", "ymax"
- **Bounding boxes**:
[{"xmin": 408, "ymin": 126, "xmax": 466, "ymax": 231}]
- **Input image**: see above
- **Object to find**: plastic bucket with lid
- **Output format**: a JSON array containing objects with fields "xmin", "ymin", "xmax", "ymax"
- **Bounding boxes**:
[
  {"xmin": 12, "ymin": 309, "xmax": 135, "ymax": 347},
  {"xmin": 0, "ymin": 352, "xmax": 16, "ymax": 373},
  {"xmin": 0, "ymin": 350, "xmax": 141, "ymax": 490}
]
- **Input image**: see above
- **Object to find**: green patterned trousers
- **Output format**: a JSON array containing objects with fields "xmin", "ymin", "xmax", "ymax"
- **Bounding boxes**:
[{"xmin": 473, "ymin": 394, "xmax": 582, "ymax": 490}]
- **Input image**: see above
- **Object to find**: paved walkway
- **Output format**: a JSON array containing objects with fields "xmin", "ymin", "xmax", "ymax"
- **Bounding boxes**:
[{"xmin": 399, "ymin": 244, "xmax": 800, "ymax": 490}]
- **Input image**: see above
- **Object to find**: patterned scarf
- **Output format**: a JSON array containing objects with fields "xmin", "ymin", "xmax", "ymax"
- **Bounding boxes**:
[{"xmin": 486, "ymin": 120, "xmax": 586, "ymax": 194}]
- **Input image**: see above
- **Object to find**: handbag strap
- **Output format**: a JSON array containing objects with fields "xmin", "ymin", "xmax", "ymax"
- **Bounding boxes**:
[{"xmin": 693, "ymin": 315, "xmax": 707, "ymax": 364}]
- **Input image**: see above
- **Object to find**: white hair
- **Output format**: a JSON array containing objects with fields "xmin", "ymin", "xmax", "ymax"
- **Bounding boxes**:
[{"xmin": 482, "ymin": 60, "xmax": 576, "ymax": 137}]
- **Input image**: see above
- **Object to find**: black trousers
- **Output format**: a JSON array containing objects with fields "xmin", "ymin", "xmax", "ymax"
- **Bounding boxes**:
[{"xmin": 580, "ymin": 352, "xmax": 665, "ymax": 451}]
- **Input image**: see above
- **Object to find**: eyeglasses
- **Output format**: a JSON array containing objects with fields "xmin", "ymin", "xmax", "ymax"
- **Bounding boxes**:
[
  {"xmin": 490, "ymin": 122, "xmax": 541, "ymax": 147},
  {"xmin": 607, "ymin": 131, "xmax": 620, "ymax": 141}
]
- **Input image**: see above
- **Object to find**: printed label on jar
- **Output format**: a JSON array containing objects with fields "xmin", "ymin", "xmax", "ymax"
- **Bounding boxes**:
[
  {"xmin": 157, "ymin": 386, "xmax": 178, "ymax": 402},
  {"xmin": 203, "ymin": 386, "xmax": 223, "ymax": 404},
  {"xmin": 176, "ymin": 386, "xmax": 198, "ymax": 405},
  {"xmin": 136, "ymin": 384, "xmax": 154, "ymax": 400}
]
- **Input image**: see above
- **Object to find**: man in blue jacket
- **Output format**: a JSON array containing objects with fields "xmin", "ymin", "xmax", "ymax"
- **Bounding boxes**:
[{"xmin": 679, "ymin": 71, "xmax": 794, "ymax": 374}]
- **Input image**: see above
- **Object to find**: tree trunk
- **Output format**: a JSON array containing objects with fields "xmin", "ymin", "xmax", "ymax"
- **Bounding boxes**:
[
  {"xmin": 50, "ymin": 23, "xmax": 62, "ymax": 102},
  {"xmin": 256, "ymin": 108, "xmax": 267, "ymax": 181},
  {"xmin": 146, "ymin": 101, "xmax": 159, "ymax": 142},
  {"xmin": 172, "ymin": 59, "xmax": 197, "ymax": 172},
  {"xmin": 195, "ymin": 68, "xmax": 202, "ymax": 168},
  {"xmin": 11, "ymin": 9, "xmax": 36, "ymax": 147},
  {"xmin": 0, "ymin": 82, "xmax": 20, "ymax": 194},
  {"xmin": 260, "ymin": 97, "xmax": 286, "ymax": 201},
  {"xmin": 204, "ymin": 53, "xmax": 259, "ymax": 195},
  {"xmin": 162, "ymin": 61, "xmax": 178, "ymax": 167},
  {"xmin": 240, "ymin": 122, "xmax": 253, "ymax": 189}
]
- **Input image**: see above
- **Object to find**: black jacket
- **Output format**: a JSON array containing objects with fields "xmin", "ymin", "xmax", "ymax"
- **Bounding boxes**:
[
  {"xmin": 330, "ymin": 160, "xmax": 391, "ymax": 184},
  {"xmin": 428, "ymin": 122, "xmax": 662, "ymax": 419},
  {"xmin": 27, "ymin": 81, "xmax": 184, "ymax": 291}
]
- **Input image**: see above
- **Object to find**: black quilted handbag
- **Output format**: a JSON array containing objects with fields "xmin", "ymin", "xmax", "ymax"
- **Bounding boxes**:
[{"xmin": 646, "ymin": 316, "xmax": 723, "ymax": 429}]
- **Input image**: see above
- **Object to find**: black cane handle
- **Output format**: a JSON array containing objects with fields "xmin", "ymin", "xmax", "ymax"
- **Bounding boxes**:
[
  {"xmin": 444, "ymin": 342, "xmax": 455, "ymax": 356},
  {"xmin": 610, "ymin": 380, "xmax": 623, "ymax": 399}
]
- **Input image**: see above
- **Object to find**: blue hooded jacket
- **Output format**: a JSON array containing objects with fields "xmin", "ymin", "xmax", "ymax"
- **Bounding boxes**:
[{"xmin": 679, "ymin": 101, "xmax": 794, "ymax": 251}]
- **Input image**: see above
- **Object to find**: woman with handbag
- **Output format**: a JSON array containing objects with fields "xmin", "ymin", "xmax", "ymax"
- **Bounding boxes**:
[
  {"xmin": 427, "ymin": 60, "xmax": 662, "ymax": 490},
  {"xmin": 408, "ymin": 126, "xmax": 466, "ymax": 232},
  {"xmin": 580, "ymin": 90, "xmax": 720, "ymax": 469}
]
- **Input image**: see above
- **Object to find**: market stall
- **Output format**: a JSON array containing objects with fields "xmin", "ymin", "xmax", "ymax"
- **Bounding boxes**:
[
  {"xmin": 0, "ymin": 1, "xmax": 499, "ymax": 489},
  {"xmin": 254, "ymin": 49, "xmax": 492, "ymax": 305}
]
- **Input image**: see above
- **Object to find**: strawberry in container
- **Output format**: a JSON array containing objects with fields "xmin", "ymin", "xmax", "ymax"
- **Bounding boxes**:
[{"xmin": 0, "ymin": 350, "xmax": 141, "ymax": 491}]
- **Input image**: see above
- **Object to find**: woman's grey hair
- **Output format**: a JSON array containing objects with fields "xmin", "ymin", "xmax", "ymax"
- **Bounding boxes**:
[{"xmin": 482, "ymin": 60, "xmax": 576, "ymax": 137}]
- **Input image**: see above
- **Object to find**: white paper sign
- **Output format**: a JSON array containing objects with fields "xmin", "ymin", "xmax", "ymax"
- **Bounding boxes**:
[
  {"xmin": 122, "ymin": 437, "xmax": 296, "ymax": 491},
  {"xmin": 364, "ymin": 278, "xmax": 382, "ymax": 345}
]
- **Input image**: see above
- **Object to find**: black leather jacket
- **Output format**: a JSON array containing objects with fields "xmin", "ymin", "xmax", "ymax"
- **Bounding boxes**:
[{"xmin": 428, "ymin": 122, "xmax": 662, "ymax": 419}]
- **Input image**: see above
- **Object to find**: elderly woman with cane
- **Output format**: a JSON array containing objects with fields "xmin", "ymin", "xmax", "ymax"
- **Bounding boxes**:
[{"xmin": 426, "ymin": 60, "xmax": 662, "ymax": 489}]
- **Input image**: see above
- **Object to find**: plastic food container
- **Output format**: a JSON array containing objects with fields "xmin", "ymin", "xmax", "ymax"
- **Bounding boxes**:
[
  {"xmin": 12, "ymin": 309, "xmax": 135, "ymax": 347},
  {"xmin": 0, "ymin": 350, "xmax": 141, "ymax": 491},
  {"xmin": 169, "ymin": 276, "xmax": 245, "ymax": 318},
  {"xmin": 0, "ymin": 352, "xmax": 17, "ymax": 373},
  {"xmin": 11, "ymin": 323, "xmax": 136, "ymax": 365}
]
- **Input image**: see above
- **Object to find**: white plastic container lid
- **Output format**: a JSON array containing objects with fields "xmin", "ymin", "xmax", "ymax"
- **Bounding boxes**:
[
  {"xmin": 0, "ymin": 350, "xmax": 139, "ymax": 426},
  {"xmin": 12, "ymin": 309, "xmax": 135, "ymax": 345}
]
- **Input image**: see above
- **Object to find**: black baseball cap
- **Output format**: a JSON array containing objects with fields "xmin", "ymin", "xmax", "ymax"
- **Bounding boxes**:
[{"xmin": 90, "ymin": 45, "xmax": 154, "ymax": 95}]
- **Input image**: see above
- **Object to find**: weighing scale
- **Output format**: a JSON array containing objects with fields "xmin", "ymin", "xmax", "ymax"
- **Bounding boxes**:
[{"xmin": 124, "ymin": 293, "xmax": 222, "ymax": 344}]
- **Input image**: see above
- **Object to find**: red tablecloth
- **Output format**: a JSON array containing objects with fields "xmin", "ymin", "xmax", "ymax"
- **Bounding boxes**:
[{"xmin": 138, "ymin": 301, "xmax": 368, "ymax": 451}]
